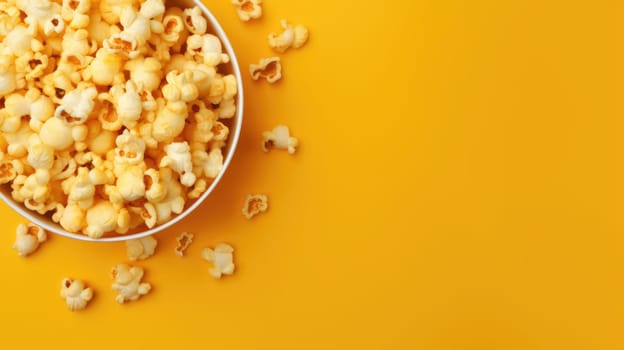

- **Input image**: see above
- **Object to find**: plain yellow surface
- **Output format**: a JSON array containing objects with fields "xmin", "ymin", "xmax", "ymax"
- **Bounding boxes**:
[{"xmin": 1, "ymin": 0, "xmax": 623, "ymax": 348}]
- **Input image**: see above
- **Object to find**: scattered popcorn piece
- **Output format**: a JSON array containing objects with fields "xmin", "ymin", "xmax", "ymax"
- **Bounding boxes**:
[
  {"xmin": 250, "ymin": 57, "xmax": 282, "ymax": 83},
  {"xmin": 232, "ymin": 0, "xmax": 262, "ymax": 22},
  {"xmin": 13, "ymin": 223, "xmax": 47, "ymax": 257},
  {"xmin": 242, "ymin": 194, "xmax": 268, "ymax": 219},
  {"xmin": 201, "ymin": 243, "xmax": 235, "ymax": 279},
  {"xmin": 268, "ymin": 20, "xmax": 309, "ymax": 53},
  {"xmin": 111, "ymin": 263, "xmax": 151, "ymax": 304},
  {"xmin": 262, "ymin": 125, "xmax": 299, "ymax": 154},
  {"xmin": 174, "ymin": 231, "xmax": 193, "ymax": 256},
  {"xmin": 126, "ymin": 235, "xmax": 158, "ymax": 261},
  {"xmin": 60, "ymin": 278, "xmax": 93, "ymax": 311}
]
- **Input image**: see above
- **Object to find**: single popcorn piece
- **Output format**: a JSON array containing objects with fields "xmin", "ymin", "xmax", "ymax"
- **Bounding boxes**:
[
  {"xmin": 84, "ymin": 48, "xmax": 123, "ymax": 86},
  {"xmin": 232, "ymin": 0, "xmax": 262, "ymax": 22},
  {"xmin": 162, "ymin": 70, "xmax": 199, "ymax": 103},
  {"xmin": 116, "ymin": 80, "xmax": 143, "ymax": 129},
  {"xmin": 268, "ymin": 20, "xmax": 309, "ymax": 53},
  {"xmin": 13, "ymin": 223, "xmax": 47, "ymax": 257},
  {"xmin": 174, "ymin": 231, "xmax": 193, "ymax": 257},
  {"xmin": 160, "ymin": 142, "xmax": 196, "ymax": 187},
  {"xmin": 201, "ymin": 243, "xmax": 235, "ymax": 279},
  {"xmin": 60, "ymin": 278, "xmax": 93, "ymax": 311},
  {"xmin": 124, "ymin": 57, "xmax": 163, "ymax": 92},
  {"xmin": 242, "ymin": 194, "xmax": 268, "ymax": 219},
  {"xmin": 262, "ymin": 125, "xmax": 299, "ymax": 154},
  {"xmin": 61, "ymin": 0, "xmax": 92, "ymax": 29},
  {"xmin": 250, "ymin": 57, "xmax": 282, "ymax": 83},
  {"xmin": 54, "ymin": 84, "xmax": 98, "ymax": 125},
  {"xmin": 111, "ymin": 263, "xmax": 151, "ymax": 304},
  {"xmin": 126, "ymin": 235, "xmax": 158, "ymax": 261},
  {"xmin": 186, "ymin": 34, "xmax": 230, "ymax": 67},
  {"xmin": 183, "ymin": 6, "xmax": 207, "ymax": 35}
]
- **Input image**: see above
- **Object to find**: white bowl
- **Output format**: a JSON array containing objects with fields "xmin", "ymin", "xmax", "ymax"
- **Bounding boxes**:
[{"xmin": 0, "ymin": 0, "xmax": 244, "ymax": 242}]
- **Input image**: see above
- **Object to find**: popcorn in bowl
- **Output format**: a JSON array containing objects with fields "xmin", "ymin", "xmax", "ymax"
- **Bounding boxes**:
[{"xmin": 0, "ymin": 0, "xmax": 243, "ymax": 240}]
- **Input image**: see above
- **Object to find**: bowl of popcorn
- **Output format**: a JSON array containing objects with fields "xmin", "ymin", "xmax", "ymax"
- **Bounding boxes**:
[{"xmin": 0, "ymin": 0, "xmax": 243, "ymax": 241}]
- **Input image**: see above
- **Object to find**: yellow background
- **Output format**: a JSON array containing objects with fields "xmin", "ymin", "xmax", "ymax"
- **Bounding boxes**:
[{"xmin": 1, "ymin": 0, "xmax": 623, "ymax": 348}]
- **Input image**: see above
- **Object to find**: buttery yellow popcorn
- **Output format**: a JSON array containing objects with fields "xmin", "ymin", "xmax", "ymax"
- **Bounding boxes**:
[
  {"xmin": 39, "ymin": 117, "xmax": 73, "ymax": 150},
  {"xmin": 161, "ymin": 12, "xmax": 185, "ymax": 43},
  {"xmin": 103, "ymin": 0, "xmax": 165, "ymax": 58},
  {"xmin": 143, "ymin": 168, "xmax": 166, "ymax": 202},
  {"xmin": 50, "ymin": 152, "xmax": 77, "ymax": 180},
  {"xmin": 114, "ymin": 130, "xmax": 146, "ymax": 166},
  {"xmin": 174, "ymin": 231, "xmax": 193, "ymax": 256},
  {"xmin": 188, "ymin": 178, "xmax": 206, "ymax": 199},
  {"xmin": 13, "ymin": 223, "xmax": 47, "ymax": 257},
  {"xmin": 61, "ymin": 29, "xmax": 95, "ymax": 67},
  {"xmin": 0, "ymin": 53, "xmax": 17, "ymax": 95},
  {"xmin": 153, "ymin": 167, "xmax": 184, "ymax": 224},
  {"xmin": 201, "ymin": 243, "xmax": 235, "ymax": 279},
  {"xmin": 61, "ymin": 0, "xmax": 92, "ymax": 29},
  {"xmin": 152, "ymin": 99, "xmax": 187, "ymax": 142},
  {"xmin": 54, "ymin": 84, "xmax": 98, "ymax": 125},
  {"xmin": 250, "ymin": 57, "xmax": 282, "ymax": 83},
  {"xmin": 99, "ymin": 0, "xmax": 140, "ymax": 25},
  {"xmin": 4, "ymin": 122, "xmax": 33, "ymax": 158},
  {"xmin": 0, "ymin": 158, "xmax": 24, "ymax": 184},
  {"xmin": 15, "ymin": 51, "xmax": 49, "ymax": 81},
  {"xmin": 192, "ymin": 147, "xmax": 223, "ymax": 179},
  {"xmin": 162, "ymin": 70, "xmax": 198, "ymax": 103},
  {"xmin": 242, "ymin": 194, "xmax": 268, "ymax": 219},
  {"xmin": 126, "ymin": 235, "xmax": 158, "ymax": 261},
  {"xmin": 27, "ymin": 143, "xmax": 55, "ymax": 170},
  {"xmin": 117, "ymin": 164, "xmax": 146, "ymax": 201},
  {"xmin": 183, "ymin": 6, "xmax": 207, "ymax": 35},
  {"xmin": 84, "ymin": 48, "xmax": 123, "ymax": 86},
  {"xmin": 16, "ymin": 0, "xmax": 63, "ymax": 37},
  {"xmin": 111, "ymin": 263, "xmax": 152, "ymax": 304},
  {"xmin": 124, "ymin": 56, "xmax": 163, "ymax": 92},
  {"xmin": 60, "ymin": 278, "xmax": 93, "ymax": 311},
  {"xmin": 262, "ymin": 125, "xmax": 299, "ymax": 154},
  {"xmin": 268, "ymin": 20, "xmax": 309, "ymax": 53},
  {"xmin": 65, "ymin": 167, "xmax": 95, "ymax": 209},
  {"xmin": 117, "ymin": 81, "xmax": 142, "ymax": 129},
  {"xmin": 232, "ymin": 0, "xmax": 262, "ymax": 22},
  {"xmin": 85, "ymin": 200, "xmax": 130, "ymax": 237},
  {"xmin": 160, "ymin": 141, "xmax": 196, "ymax": 187},
  {"xmin": 186, "ymin": 34, "xmax": 230, "ymax": 67},
  {"xmin": 59, "ymin": 202, "xmax": 87, "ymax": 233}
]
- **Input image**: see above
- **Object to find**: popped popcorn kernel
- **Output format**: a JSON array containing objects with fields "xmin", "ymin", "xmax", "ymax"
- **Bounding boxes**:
[
  {"xmin": 183, "ymin": 6, "xmax": 207, "ymax": 35},
  {"xmin": 174, "ymin": 231, "xmax": 193, "ymax": 256},
  {"xmin": 201, "ymin": 243, "xmax": 235, "ymax": 279},
  {"xmin": 268, "ymin": 20, "xmax": 309, "ymax": 53},
  {"xmin": 60, "ymin": 278, "xmax": 93, "ymax": 311},
  {"xmin": 111, "ymin": 263, "xmax": 151, "ymax": 304},
  {"xmin": 242, "ymin": 194, "xmax": 268, "ymax": 219},
  {"xmin": 126, "ymin": 235, "xmax": 158, "ymax": 261},
  {"xmin": 250, "ymin": 57, "xmax": 282, "ymax": 83},
  {"xmin": 13, "ymin": 223, "xmax": 47, "ymax": 257},
  {"xmin": 232, "ymin": 0, "xmax": 262, "ymax": 22},
  {"xmin": 160, "ymin": 142, "xmax": 196, "ymax": 187},
  {"xmin": 262, "ymin": 125, "xmax": 299, "ymax": 154}
]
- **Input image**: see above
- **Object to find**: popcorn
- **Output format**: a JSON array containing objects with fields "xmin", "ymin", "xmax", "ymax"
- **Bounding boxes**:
[
  {"xmin": 103, "ymin": 0, "xmax": 165, "ymax": 58},
  {"xmin": 124, "ymin": 57, "xmax": 163, "ymax": 92},
  {"xmin": 85, "ymin": 200, "xmax": 130, "ymax": 238},
  {"xmin": 54, "ymin": 84, "xmax": 97, "ymax": 126},
  {"xmin": 111, "ymin": 263, "xmax": 151, "ymax": 304},
  {"xmin": 126, "ymin": 235, "xmax": 158, "ymax": 261},
  {"xmin": 117, "ymin": 81, "xmax": 143, "ymax": 129},
  {"xmin": 174, "ymin": 231, "xmax": 193, "ymax": 256},
  {"xmin": 202, "ymin": 243, "xmax": 235, "ymax": 279},
  {"xmin": 161, "ymin": 11, "xmax": 185, "ymax": 43},
  {"xmin": 262, "ymin": 125, "xmax": 299, "ymax": 154},
  {"xmin": 84, "ymin": 48, "xmax": 123, "ymax": 86},
  {"xmin": 162, "ymin": 70, "xmax": 199, "ymax": 103},
  {"xmin": 60, "ymin": 278, "xmax": 93, "ymax": 311},
  {"xmin": 232, "ymin": 0, "xmax": 262, "ymax": 22},
  {"xmin": 160, "ymin": 142, "xmax": 196, "ymax": 187},
  {"xmin": 250, "ymin": 57, "xmax": 282, "ymax": 83},
  {"xmin": 153, "ymin": 167, "xmax": 184, "ymax": 224},
  {"xmin": 59, "ymin": 202, "xmax": 87, "ymax": 233},
  {"xmin": 13, "ymin": 223, "xmax": 47, "ymax": 257},
  {"xmin": 152, "ymin": 99, "xmax": 187, "ymax": 142},
  {"xmin": 0, "ymin": 0, "xmax": 237, "ymax": 238},
  {"xmin": 192, "ymin": 147, "xmax": 223, "ymax": 179},
  {"xmin": 268, "ymin": 20, "xmax": 309, "ymax": 53},
  {"xmin": 61, "ymin": 0, "xmax": 92, "ymax": 29},
  {"xmin": 242, "ymin": 194, "xmax": 268, "ymax": 219},
  {"xmin": 186, "ymin": 34, "xmax": 230, "ymax": 67}
]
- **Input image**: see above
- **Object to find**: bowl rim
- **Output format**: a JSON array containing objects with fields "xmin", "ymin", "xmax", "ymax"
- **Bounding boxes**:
[{"xmin": 0, "ymin": 0, "xmax": 244, "ymax": 242}]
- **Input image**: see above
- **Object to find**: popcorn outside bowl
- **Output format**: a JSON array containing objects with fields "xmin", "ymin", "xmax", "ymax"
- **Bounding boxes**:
[{"xmin": 0, "ymin": 0, "xmax": 244, "ymax": 242}]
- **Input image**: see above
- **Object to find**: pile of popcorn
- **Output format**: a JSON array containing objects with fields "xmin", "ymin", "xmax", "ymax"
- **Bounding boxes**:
[
  {"xmin": 8, "ymin": 0, "xmax": 309, "ymax": 312},
  {"xmin": 0, "ymin": 0, "xmax": 238, "ymax": 238}
]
